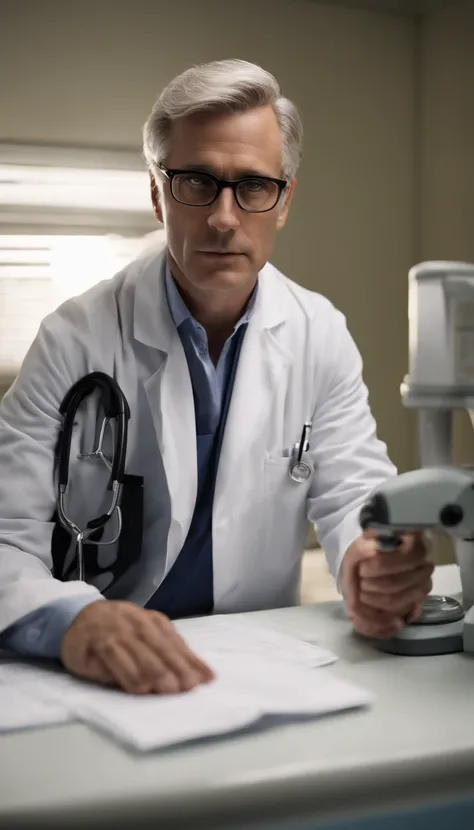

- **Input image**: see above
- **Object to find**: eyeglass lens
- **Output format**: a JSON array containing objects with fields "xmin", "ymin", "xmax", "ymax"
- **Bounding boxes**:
[{"xmin": 171, "ymin": 172, "xmax": 280, "ymax": 211}]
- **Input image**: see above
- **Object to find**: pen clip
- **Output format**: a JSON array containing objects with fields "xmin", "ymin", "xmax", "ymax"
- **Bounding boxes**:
[{"xmin": 296, "ymin": 421, "xmax": 312, "ymax": 463}]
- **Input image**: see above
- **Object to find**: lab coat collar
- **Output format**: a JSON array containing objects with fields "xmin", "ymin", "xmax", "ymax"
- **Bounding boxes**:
[
  {"xmin": 133, "ymin": 243, "xmax": 287, "ymax": 353},
  {"xmin": 133, "ymin": 245, "xmax": 176, "ymax": 352}
]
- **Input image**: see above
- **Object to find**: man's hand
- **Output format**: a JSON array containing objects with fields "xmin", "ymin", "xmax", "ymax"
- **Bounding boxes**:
[
  {"xmin": 61, "ymin": 600, "xmax": 215, "ymax": 695},
  {"xmin": 340, "ymin": 532, "xmax": 434, "ymax": 639}
]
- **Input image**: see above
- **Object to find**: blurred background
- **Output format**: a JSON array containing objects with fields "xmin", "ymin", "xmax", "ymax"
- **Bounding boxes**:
[{"xmin": 0, "ymin": 0, "xmax": 473, "ymax": 597}]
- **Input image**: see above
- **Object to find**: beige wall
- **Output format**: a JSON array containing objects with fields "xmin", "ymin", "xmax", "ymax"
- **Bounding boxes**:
[
  {"xmin": 419, "ymin": 0, "xmax": 474, "ymax": 467},
  {"xmin": 4, "ymin": 0, "xmax": 472, "ymax": 558},
  {"xmin": 418, "ymin": 0, "xmax": 474, "ymax": 563},
  {"xmin": 0, "ymin": 0, "xmax": 417, "ymax": 476}
]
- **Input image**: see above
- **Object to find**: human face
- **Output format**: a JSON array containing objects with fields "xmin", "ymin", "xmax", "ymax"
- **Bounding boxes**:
[{"xmin": 150, "ymin": 105, "xmax": 296, "ymax": 302}]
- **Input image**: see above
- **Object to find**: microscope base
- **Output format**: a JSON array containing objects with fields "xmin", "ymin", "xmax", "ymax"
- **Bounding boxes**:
[
  {"xmin": 371, "ymin": 594, "xmax": 465, "ymax": 656},
  {"xmin": 372, "ymin": 621, "xmax": 464, "ymax": 656}
]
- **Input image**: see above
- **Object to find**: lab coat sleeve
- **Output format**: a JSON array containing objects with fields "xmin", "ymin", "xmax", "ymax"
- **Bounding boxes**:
[
  {"xmin": 0, "ymin": 594, "xmax": 104, "ymax": 660},
  {"xmin": 306, "ymin": 309, "xmax": 397, "ymax": 588},
  {"xmin": 0, "ymin": 307, "xmax": 104, "ymax": 634}
]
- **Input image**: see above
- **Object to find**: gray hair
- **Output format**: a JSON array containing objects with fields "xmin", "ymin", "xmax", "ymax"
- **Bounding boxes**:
[{"xmin": 142, "ymin": 59, "xmax": 303, "ymax": 182}]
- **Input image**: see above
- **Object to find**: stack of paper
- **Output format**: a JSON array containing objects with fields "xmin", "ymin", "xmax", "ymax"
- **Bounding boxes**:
[{"xmin": 0, "ymin": 617, "xmax": 374, "ymax": 750}]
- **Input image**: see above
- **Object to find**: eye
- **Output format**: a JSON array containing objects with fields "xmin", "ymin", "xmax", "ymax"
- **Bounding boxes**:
[
  {"xmin": 184, "ymin": 173, "xmax": 210, "ymax": 188},
  {"xmin": 243, "ymin": 179, "xmax": 266, "ymax": 192}
]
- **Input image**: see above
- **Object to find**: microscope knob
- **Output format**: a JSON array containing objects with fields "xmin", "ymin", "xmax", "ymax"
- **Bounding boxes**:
[{"xmin": 439, "ymin": 504, "xmax": 464, "ymax": 527}]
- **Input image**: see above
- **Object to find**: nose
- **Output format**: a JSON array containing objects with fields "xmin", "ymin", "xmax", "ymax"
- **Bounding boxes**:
[{"xmin": 207, "ymin": 187, "xmax": 240, "ymax": 232}]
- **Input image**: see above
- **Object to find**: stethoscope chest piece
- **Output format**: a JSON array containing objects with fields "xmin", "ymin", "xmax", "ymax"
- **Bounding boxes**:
[
  {"xmin": 289, "ymin": 460, "xmax": 312, "ymax": 483},
  {"xmin": 288, "ymin": 420, "xmax": 313, "ymax": 484}
]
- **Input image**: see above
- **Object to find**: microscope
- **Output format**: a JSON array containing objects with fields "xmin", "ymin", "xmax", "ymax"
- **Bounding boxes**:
[{"xmin": 360, "ymin": 261, "xmax": 474, "ymax": 656}]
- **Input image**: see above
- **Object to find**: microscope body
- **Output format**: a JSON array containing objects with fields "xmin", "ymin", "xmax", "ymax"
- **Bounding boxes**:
[
  {"xmin": 361, "ymin": 261, "xmax": 474, "ymax": 655},
  {"xmin": 403, "ymin": 261, "xmax": 474, "ymax": 614},
  {"xmin": 404, "ymin": 260, "xmax": 474, "ymax": 408}
]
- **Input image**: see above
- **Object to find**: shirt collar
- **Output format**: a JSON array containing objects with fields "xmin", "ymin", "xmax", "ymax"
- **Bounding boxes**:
[
  {"xmin": 164, "ymin": 261, "xmax": 258, "ymax": 333},
  {"xmin": 164, "ymin": 264, "xmax": 192, "ymax": 328}
]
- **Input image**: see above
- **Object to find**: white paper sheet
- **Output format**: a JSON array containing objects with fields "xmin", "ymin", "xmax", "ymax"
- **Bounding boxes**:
[
  {"xmin": 0, "ymin": 618, "xmax": 370, "ymax": 748},
  {"xmin": 0, "ymin": 656, "xmax": 372, "ymax": 751},
  {"xmin": 0, "ymin": 684, "xmax": 71, "ymax": 732},
  {"xmin": 61, "ymin": 684, "xmax": 261, "ymax": 751},
  {"xmin": 174, "ymin": 615, "xmax": 338, "ymax": 669},
  {"xmin": 54, "ymin": 656, "xmax": 373, "ymax": 751}
]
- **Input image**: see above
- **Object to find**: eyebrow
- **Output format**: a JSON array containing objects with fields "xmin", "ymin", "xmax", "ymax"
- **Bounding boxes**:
[{"xmin": 175, "ymin": 163, "xmax": 278, "ymax": 179}]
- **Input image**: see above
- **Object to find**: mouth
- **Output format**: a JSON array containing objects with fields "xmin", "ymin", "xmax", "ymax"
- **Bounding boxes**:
[{"xmin": 199, "ymin": 250, "xmax": 244, "ymax": 256}]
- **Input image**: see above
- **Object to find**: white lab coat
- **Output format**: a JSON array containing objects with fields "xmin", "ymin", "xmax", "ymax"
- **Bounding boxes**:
[{"xmin": 0, "ymin": 244, "xmax": 396, "ymax": 633}]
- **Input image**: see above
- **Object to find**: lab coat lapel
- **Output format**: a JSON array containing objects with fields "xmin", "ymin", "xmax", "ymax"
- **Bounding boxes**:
[
  {"xmin": 134, "ymin": 248, "xmax": 197, "ymax": 573},
  {"xmin": 213, "ymin": 267, "xmax": 290, "ymax": 562}
]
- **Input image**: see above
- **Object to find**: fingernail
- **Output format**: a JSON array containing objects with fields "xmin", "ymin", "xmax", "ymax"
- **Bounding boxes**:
[
  {"xmin": 158, "ymin": 675, "xmax": 180, "ymax": 695},
  {"xmin": 181, "ymin": 673, "xmax": 201, "ymax": 691},
  {"xmin": 202, "ymin": 667, "xmax": 215, "ymax": 682}
]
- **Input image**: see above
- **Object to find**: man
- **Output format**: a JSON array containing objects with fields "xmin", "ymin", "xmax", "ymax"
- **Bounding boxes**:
[{"xmin": 0, "ymin": 59, "xmax": 433, "ymax": 696}]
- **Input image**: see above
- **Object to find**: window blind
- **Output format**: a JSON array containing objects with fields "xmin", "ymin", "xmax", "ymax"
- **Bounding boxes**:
[
  {"xmin": 0, "ymin": 231, "xmax": 164, "ymax": 372},
  {"xmin": 0, "ymin": 145, "xmax": 164, "ymax": 374}
]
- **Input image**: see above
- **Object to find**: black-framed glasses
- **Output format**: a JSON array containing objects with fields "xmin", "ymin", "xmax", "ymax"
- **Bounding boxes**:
[{"xmin": 157, "ymin": 164, "xmax": 287, "ymax": 213}]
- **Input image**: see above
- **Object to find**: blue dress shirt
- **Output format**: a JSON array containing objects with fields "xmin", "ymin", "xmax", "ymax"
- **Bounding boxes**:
[{"xmin": 0, "ymin": 265, "xmax": 255, "ymax": 658}]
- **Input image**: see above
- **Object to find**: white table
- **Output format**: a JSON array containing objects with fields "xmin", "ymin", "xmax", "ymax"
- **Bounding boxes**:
[{"xmin": 1, "ymin": 565, "xmax": 474, "ymax": 830}]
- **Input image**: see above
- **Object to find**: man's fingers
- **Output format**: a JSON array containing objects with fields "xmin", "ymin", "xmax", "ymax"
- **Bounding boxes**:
[
  {"xmin": 405, "ymin": 601, "xmax": 424, "ymax": 623},
  {"xmin": 351, "ymin": 613, "xmax": 402, "ymax": 640},
  {"xmin": 61, "ymin": 602, "xmax": 214, "ymax": 696},
  {"xmin": 139, "ymin": 615, "xmax": 213, "ymax": 689},
  {"xmin": 168, "ymin": 634, "xmax": 215, "ymax": 682},
  {"xmin": 82, "ymin": 651, "xmax": 117, "ymax": 687},
  {"xmin": 343, "ymin": 538, "xmax": 379, "ymax": 612},
  {"xmin": 143, "ymin": 628, "xmax": 204, "ymax": 691},
  {"xmin": 151, "ymin": 614, "xmax": 214, "ymax": 681},
  {"xmin": 348, "ymin": 598, "xmax": 403, "ymax": 628},
  {"xmin": 360, "ymin": 562, "xmax": 434, "ymax": 595},
  {"xmin": 359, "ymin": 547, "xmax": 428, "ymax": 578},
  {"xmin": 97, "ymin": 640, "xmax": 149, "ymax": 693},
  {"xmin": 98, "ymin": 639, "xmax": 179, "ymax": 695},
  {"xmin": 350, "ymin": 589, "xmax": 407, "ymax": 638},
  {"xmin": 398, "ymin": 532, "xmax": 430, "ymax": 554},
  {"xmin": 155, "ymin": 616, "xmax": 215, "ymax": 681},
  {"xmin": 352, "ymin": 620, "xmax": 400, "ymax": 640},
  {"xmin": 343, "ymin": 532, "xmax": 432, "ymax": 642},
  {"xmin": 360, "ymin": 577, "xmax": 433, "ymax": 615}
]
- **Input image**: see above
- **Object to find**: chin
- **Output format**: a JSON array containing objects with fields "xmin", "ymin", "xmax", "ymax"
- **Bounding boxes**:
[
  {"xmin": 193, "ymin": 261, "xmax": 251, "ymax": 289},
  {"xmin": 200, "ymin": 271, "xmax": 246, "ymax": 291}
]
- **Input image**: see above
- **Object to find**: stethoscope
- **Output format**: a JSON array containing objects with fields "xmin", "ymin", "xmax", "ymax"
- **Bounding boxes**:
[
  {"xmin": 55, "ymin": 372, "xmax": 130, "ymax": 582},
  {"xmin": 288, "ymin": 421, "xmax": 313, "ymax": 483}
]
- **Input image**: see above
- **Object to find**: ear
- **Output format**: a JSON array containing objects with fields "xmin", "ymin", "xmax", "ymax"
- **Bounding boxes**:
[
  {"xmin": 149, "ymin": 173, "xmax": 163, "ymax": 224},
  {"xmin": 276, "ymin": 178, "xmax": 297, "ymax": 231}
]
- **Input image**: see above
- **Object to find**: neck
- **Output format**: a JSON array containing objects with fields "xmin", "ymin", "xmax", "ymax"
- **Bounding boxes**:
[{"xmin": 168, "ymin": 258, "xmax": 256, "ymax": 340}]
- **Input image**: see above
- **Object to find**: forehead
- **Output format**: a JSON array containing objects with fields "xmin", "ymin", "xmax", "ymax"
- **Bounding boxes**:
[{"xmin": 166, "ymin": 105, "xmax": 283, "ymax": 177}]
